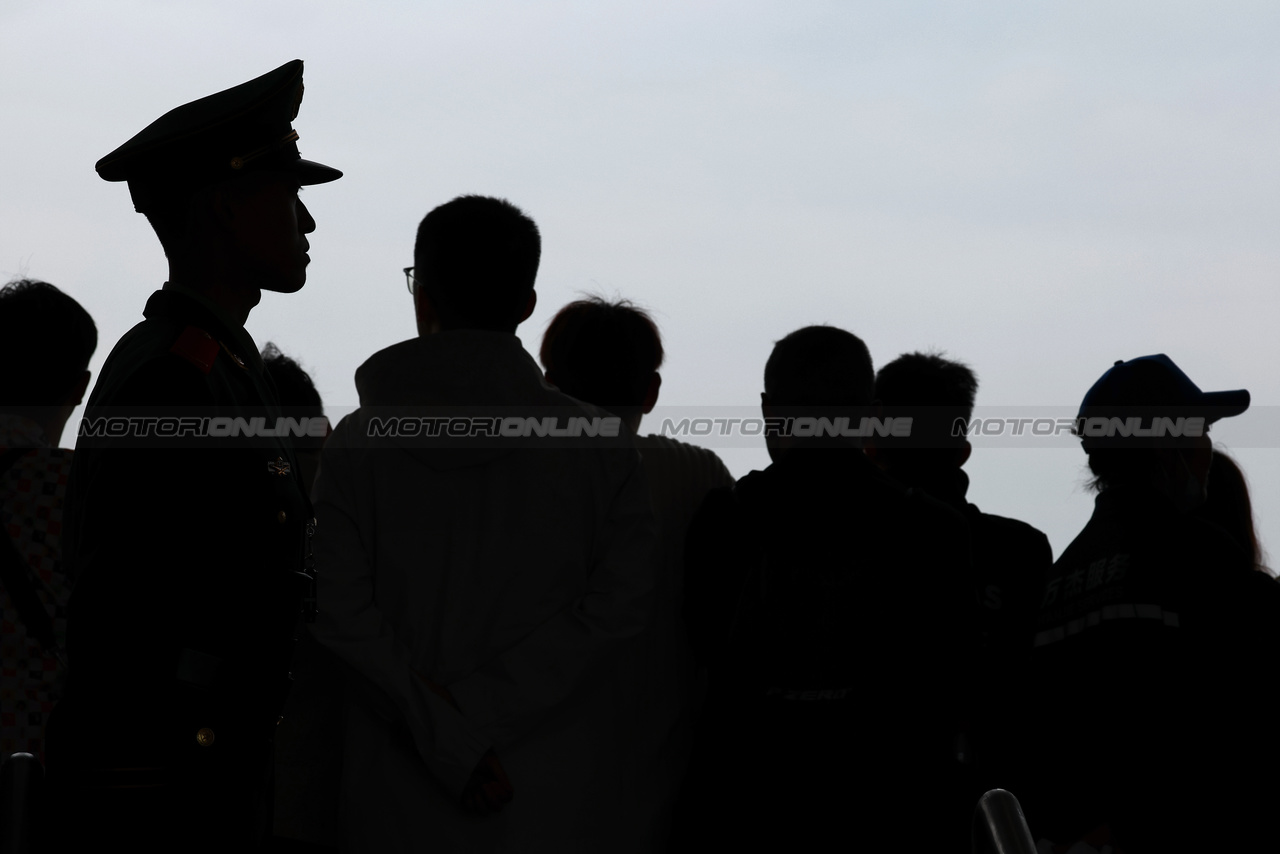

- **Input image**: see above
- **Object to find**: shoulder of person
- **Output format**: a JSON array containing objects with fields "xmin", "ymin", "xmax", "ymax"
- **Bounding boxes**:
[
  {"xmin": 109, "ymin": 351, "xmax": 219, "ymax": 408},
  {"xmin": 971, "ymin": 509, "xmax": 1054, "ymax": 559},
  {"xmin": 687, "ymin": 477, "xmax": 750, "ymax": 532},
  {"xmin": 639, "ymin": 434, "xmax": 735, "ymax": 481},
  {"xmin": 92, "ymin": 318, "xmax": 224, "ymax": 408},
  {"xmin": 905, "ymin": 483, "xmax": 968, "ymax": 528}
]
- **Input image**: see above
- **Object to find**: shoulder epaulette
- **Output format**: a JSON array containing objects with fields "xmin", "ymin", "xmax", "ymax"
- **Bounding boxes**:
[{"xmin": 168, "ymin": 325, "xmax": 221, "ymax": 375}]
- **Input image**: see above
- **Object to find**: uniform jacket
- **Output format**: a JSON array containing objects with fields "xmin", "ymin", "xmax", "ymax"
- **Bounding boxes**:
[
  {"xmin": 310, "ymin": 332, "xmax": 658, "ymax": 853},
  {"xmin": 49, "ymin": 287, "xmax": 309, "ymax": 813}
]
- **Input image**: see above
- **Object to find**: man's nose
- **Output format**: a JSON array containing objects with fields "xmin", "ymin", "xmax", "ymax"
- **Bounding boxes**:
[{"xmin": 299, "ymin": 199, "xmax": 317, "ymax": 234}]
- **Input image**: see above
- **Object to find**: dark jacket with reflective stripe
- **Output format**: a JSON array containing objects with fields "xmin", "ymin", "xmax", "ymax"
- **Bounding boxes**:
[{"xmin": 1017, "ymin": 485, "xmax": 1280, "ymax": 849}]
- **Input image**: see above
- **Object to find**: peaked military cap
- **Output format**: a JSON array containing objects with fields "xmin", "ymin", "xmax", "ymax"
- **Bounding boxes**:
[{"xmin": 96, "ymin": 59, "xmax": 341, "ymax": 212}]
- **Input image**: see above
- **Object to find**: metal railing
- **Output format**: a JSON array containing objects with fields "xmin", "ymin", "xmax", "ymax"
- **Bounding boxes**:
[
  {"xmin": 973, "ymin": 788, "xmax": 1038, "ymax": 854},
  {"xmin": 0, "ymin": 752, "xmax": 43, "ymax": 854}
]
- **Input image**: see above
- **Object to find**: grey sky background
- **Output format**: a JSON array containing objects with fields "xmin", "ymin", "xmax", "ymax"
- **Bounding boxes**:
[{"xmin": 3, "ymin": 1, "xmax": 1279, "ymax": 561}]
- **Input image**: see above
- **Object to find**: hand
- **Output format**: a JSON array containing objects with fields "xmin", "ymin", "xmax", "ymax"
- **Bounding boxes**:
[
  {"xmin": 414, "ymin": 669, "xmax": 459, "ymax": 711},
  {"xmin": 460, "ymin": 749, "xmax": 514, "ymax": 813}
]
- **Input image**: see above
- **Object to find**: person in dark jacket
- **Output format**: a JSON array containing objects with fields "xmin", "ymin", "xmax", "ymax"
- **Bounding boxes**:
[
  {"xmin": 44, "ymin": 60, "xmax": 341, "ymax": 853},
  {"xmin": 261, "ymin": 344, "xmax": 341, "ymax": 854},
  {"xmin": 1015, "ymin": 354, "xmax": 1280, "ymax": 853},
  {"xmin": 0, "ymin": 279, "xmax": 96, "ymax": 764},
  {"xmin": 870, "ymin": 351, "xmax": 1052, "ymax": 800},
  {"xmin": 673, "ymin": 326, "xmax": 976, "ymax": 852}
]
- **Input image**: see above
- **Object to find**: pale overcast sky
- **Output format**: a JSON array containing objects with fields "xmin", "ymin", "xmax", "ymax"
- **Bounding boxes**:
[{"xmin": 3, "ymin": 0, "xmax": 1279, "ymax": 560}]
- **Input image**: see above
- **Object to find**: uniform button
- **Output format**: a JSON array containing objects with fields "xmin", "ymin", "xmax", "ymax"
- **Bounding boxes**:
[
  {"xmin": 277, "ymin": 716, "xmax": 284, "ymax": 726},
  {"xmin": 196, "ymin": 727, "xmax": 215, "ymax": 747},
  {"xmin": 277, "ymin": 510, "xmax": 287, "ymax": 524}
]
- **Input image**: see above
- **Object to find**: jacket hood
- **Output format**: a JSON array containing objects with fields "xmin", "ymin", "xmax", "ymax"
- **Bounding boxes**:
[
  {"xmin": 352, "ymin": 332, "xmax": 615, "ymax": 471},
  {"xmin": 356, "ymin": 332, "xmax": 553, "ymax": 409}
]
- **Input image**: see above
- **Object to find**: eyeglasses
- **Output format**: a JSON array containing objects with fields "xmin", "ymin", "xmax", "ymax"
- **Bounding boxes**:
[{"xmin": 403, "ymin": 266, "xmax": 417, "ymax": 295}]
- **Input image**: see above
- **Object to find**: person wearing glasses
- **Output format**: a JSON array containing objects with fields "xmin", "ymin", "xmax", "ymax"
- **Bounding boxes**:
[
  {"xmin": 44, "ymin": 60, "xmax": 341, "ymax": 852},
  {"xmin": 311, "ymin": 195, "xmax": 658, "ymax": 852}
]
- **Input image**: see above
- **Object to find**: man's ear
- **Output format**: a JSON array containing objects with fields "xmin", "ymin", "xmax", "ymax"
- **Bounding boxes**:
[
  {"xmin": 518, "ymin": 289, "xmax": 537, "ymax": 324},
  {"xmin": 414, "ymin": 285, "xmax": 442, "ymax": 336},
  {"xmin": 642, "ymin": 372, "xmax": 661, "ymax": 414},
  {"xmin": 957, "ymin": 440, "xmax": 972, "ymax": 467},
  {"xmin": 760, "ymin": 392, "xmax": 773, "ymax": 420},
  {"xmin": 209, "ymin": 180, "xmax": 237, "ymax": 228}
]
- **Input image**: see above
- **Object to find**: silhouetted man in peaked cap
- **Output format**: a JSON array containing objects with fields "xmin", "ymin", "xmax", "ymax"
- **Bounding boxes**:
[{"xmin": 44, "ymin": 60, "xmax": 341, "ymax": 853}]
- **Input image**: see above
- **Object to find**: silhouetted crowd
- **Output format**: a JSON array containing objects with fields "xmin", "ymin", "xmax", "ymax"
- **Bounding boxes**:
[{"xmin": 3, "ymin": 60, "xmax": 1279, "ymax": 854}]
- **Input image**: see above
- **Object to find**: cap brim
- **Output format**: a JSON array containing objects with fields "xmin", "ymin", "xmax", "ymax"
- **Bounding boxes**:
[
  {"xmin": 294, "ymin": 158, "xmax": 342, "ymax": 185},
  {"xmin": 1201, "ymin": 389, "xmax": 1250, "ymax": 422}
]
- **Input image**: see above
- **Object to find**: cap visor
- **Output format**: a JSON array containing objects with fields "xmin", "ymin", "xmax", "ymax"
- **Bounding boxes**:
[
  {"xmin": 294, "ymin": 158, "xmax": 342, "ymax": 185},
  {"xmin": 1201, "ymin": 389, "xmax": 1250, "ymax": 421}
]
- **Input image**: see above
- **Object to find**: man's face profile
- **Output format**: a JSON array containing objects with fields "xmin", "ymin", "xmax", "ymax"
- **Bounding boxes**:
[{"xmin": 223, "ymin": 171, "xmax": 315, "ymax": 294}]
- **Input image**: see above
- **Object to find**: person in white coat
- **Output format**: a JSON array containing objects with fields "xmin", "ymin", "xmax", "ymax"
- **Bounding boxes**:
[{"xmin": 310, "ymin": 196, "xmax": 658, "ymax": 853}]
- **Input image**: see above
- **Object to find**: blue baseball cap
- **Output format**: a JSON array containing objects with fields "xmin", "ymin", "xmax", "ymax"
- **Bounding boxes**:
[{"xmin": 1076, "ymin": 354, "xmax": 1249, "ymax": 449}]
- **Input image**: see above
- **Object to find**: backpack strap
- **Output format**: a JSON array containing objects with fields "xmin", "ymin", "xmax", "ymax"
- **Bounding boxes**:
[{"xmin": 0, "ymin": 448, "xmax": 61, "ymax": 657}]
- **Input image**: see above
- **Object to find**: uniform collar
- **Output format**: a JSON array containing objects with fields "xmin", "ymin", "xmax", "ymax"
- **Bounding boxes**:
[{"xmin": 151, "ymin": 284, "xmax": 264, "ymax": 373}]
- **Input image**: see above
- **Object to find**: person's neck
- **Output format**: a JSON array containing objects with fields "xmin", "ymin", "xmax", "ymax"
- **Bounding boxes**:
[
  {"xmin": 769, "ymin": 438, "xmax": 864, "ymax": 463},
  {"xmin": 168, "ymin": 260, "xmax": 261, "ymax": 327}
]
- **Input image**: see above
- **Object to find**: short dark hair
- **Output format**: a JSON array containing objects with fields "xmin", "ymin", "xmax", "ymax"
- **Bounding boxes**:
[
  {"xmin": 261, "ymin": 343, "xmax": 325, "ymax": 449},
  {"xmin": 874, "ymin": 351, "xmax": 977, "ymax": 450},
  {"xmin": 0, "ymin": 279, "xmax": 98, "ymax": 406},
  {"xmin": 413, "ymin": 195, "xmax": 541, "ymax": 332},
  {"xmin": 763, "ymin": 325, "xmax": 873, "ymax": 408},
  {"xmin": 261, "ymin": 343, "xmax": 323, "ymax": 413},
  {"xmin": 539, "ymin": 297, "xmax": 663, "ymax": 412}
]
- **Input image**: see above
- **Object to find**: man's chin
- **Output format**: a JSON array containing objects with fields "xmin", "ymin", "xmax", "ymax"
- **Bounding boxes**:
[{"xmin": 261, "ymin": 275, "xmax": 306, "ymax": 294}]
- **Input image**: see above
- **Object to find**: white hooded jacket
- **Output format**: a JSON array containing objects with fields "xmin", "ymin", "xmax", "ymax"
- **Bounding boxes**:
[{"xmin": 310, "ymin": 332, "xmax": 658, "ymax": 853}]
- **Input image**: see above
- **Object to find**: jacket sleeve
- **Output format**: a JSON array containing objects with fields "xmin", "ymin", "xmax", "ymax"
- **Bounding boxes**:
[
  {"xmin": 681, "ymin": 485, "xmax": 746, "ymax": 672},
  {"xmin": 445, "ymin": 450, "xmax": 659, "ymax": 749},
  {"xmin": 309, "ymin": 417, "xmax": 491, "ymax": 798}
]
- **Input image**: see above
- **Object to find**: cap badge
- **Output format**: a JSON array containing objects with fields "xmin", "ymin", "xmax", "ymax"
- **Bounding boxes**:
[{"xmin": 268, "ymin": 457, "xmax": 292, "ymax": 477}]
